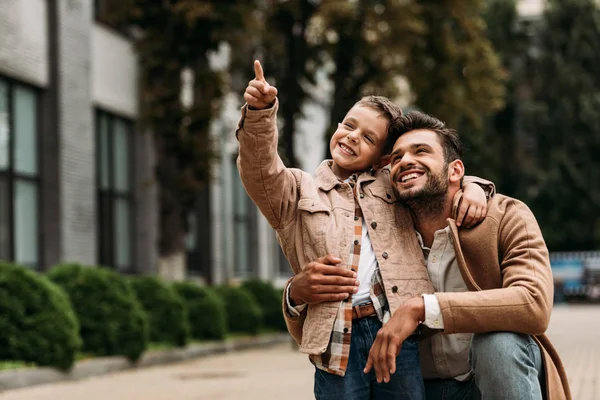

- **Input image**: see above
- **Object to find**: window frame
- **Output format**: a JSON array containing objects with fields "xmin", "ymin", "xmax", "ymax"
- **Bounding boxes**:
[
  {"xmin": 0, "ymin": 76, "xmax": 43, "ymax": 268},
  {"xmin": 95, "ymin": 109, "xmax": 135, "ymax": 272}
]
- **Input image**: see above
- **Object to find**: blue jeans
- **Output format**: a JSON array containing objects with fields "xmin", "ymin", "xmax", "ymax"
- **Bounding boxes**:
[
  {"xmin": 314, "ymin": 316, "xmax": 425, "ymax": 400},
  {"xmin": 424, "ymin": 332, "xmax": 545, "ymax": 400}
]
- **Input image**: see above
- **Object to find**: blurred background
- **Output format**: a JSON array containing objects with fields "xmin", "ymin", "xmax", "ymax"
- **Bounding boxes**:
[
  {"xmin": 1, "ymin": 0, "xmax": 598, "ymax": 301},
  {"xmin": 1, "ymin": 0, "xmax": 599, "ymax": 398}
]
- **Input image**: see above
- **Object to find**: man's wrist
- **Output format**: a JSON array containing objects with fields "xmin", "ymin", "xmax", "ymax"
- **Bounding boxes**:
[
  {"xmin": 408, "ymin": 296, "xmax": 426, "ymax": 322},
  {"xmin": 288, "ymin": 280, "xmax": 304, "ymax": 307}
]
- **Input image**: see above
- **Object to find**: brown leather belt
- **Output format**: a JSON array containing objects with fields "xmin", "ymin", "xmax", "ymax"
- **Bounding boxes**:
[{"xmin": 352, "ymin": 302, "xmax": 377, "ymax": 319}]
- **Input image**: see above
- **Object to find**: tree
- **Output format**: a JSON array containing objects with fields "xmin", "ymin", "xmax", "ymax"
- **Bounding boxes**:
[
  {"xmin": 313, "ymin": 0, "xmax": 426, "ymax": 155},
  {"xmin": 107, "ymin": 0, "xmax": 257, "ymax": 274},
  {"xmin": 406, "ymin": 0, "xmax": 506, "ymax": 147},
  {"xmin": 521, "ymin": 0, "xmax": 600, "ymax": 250}
]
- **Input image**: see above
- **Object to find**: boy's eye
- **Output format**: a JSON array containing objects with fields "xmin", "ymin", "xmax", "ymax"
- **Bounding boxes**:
[
  {"xmin": 365, "ymin": 135, "xmax": 374, "ymax": 144},
  {"xmin": 343, "ymin": 122, "xmax": 354, "ymax": 129}
]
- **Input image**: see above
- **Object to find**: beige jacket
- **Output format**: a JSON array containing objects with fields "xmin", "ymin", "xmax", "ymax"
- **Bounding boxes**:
[
  {"xmin": 440, "ymin": 193, "xmax": 571, "ymax": 400},
  {"xmin": 236, "ymin": 100, "xmax": 489, "ymax": 355}
]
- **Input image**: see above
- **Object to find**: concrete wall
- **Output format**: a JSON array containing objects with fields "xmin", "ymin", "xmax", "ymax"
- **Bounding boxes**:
[
  {"xmin": 57, "ymin": 0, "xmax": 96, "ymax": 264},
  {"xmin": 91, "ymin": 24, "xmax": 139, "ymax": 118},
  {"xmin": 0, "ymin": 0, "xmax": 49, "ymax": 87}
]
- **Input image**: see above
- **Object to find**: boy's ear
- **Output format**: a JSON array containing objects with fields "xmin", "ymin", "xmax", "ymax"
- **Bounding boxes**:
[{"xmin": 373, "ymin": 154, "xmax": 391, "ymax": 169}]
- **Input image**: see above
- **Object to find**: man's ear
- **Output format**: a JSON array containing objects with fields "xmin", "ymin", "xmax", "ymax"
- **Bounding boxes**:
[
  {"xmin": 448, "ymin": 159, "xmax": 465, "ymax": 184},
  {"xmin": 373, "ymin": 154, "xmax": 391, "ymax": 169}
]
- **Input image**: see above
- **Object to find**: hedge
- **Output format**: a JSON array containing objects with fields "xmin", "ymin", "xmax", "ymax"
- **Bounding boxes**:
[
  {"xmin": 48, "ymin": 264, "xmax": 149, "ymax": 361},
  {"xmin": 0, "ymin": 262, "xmax": 80, "ymax": 371},
  {"xmin": 172, "ymin": 282, "xmax": 227, "ymax": 341},
  {"xmin": 130, "ymin": 276, "xmax": 190, "ymax": 347},
  {"xmin": 241, "ymin": 280, "xmax": 286, "ymax": 331},
  {"xmin": 216, "ymin": 286, "xmax": 262, "ymax": 335}
]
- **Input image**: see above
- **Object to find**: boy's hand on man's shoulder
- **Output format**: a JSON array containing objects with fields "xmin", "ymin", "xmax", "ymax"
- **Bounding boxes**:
[
  {"xmin": 289, "ymin": 255, "xmax": 359, "ymax": 305},
  {"xmin": 244, "ymin": 60, "xmax": 278, "ymax": 110},
  {"xmin": 457, "ymin": 182, "xmax": 488, "ymax": 228}
]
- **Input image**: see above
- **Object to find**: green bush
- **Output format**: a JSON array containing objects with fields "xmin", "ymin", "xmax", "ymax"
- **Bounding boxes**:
[
  {"xmin": 0, "ymin": 262, "xmax": 80, "ymax": 371},
  {"xmin": 241, "ymin": 280, "xmax": 286, "ymax": 331},
  {"xmin": 216, "ymin": 286, "xmax": 262, "ymax": 335},
  {"xmin": 130, "ymin": 276, "xmax": 189, "ymax": 347},
  {"xmin": 172, "ymin": 282, "xmax": 227, "ymax": 341},
  {"xmin": 48, "ymin": 264, "xmax": 148, "ymax": 361}
]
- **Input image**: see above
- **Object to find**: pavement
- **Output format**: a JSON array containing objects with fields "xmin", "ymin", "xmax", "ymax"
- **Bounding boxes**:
[{"xmin": 1, "ymin": 304, "xmax": 598, "ymax": 400}]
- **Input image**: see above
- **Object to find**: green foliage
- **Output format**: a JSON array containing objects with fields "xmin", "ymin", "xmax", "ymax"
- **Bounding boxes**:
[
  {"xmin": 519, "ymin": 0, "xmax": 600, "ymax": 250},
  {"xmin": 241, "ymin": 280, "xmax": 286, "ymax": 331},
  {"xmin": 216, "ymin": 286, "xmax": 262, "ymax": 335},
  {"xmin": 315, "ymin": 0, "xmax": 426, "ymax": 151},
  {"xmin": 406, "ymin": 0, "xmax": 506, "ymax": 133},
  {"xmin": 172, "ymin": 282, "xmax": 227, "ymax": 340},
  {"xmin": 130, "ymin": 276, "xmax": 190, "ymax": 347},
  {"xmin": 0, "ymin": 262, "xmax": 80, "ymax": 371},
  {"xmin": 48, "ymin": 264, "xmax": 148, "ymax": 361}
]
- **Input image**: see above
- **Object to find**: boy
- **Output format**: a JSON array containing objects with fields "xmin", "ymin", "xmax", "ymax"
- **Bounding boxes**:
[{"xmin": 237, "ymin": 61, "xmax": 491, "ymax": 399}]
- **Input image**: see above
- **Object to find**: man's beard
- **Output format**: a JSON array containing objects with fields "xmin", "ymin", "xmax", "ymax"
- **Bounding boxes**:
[{"xmin": 397, "ymin": 165, "xmax": 449, "ymax": 218}]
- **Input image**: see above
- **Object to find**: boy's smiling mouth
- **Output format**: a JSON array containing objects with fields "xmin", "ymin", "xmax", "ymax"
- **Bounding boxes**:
[{"xmin": 339, "ymin": 143, "xmax": 356, "ymax": 156}]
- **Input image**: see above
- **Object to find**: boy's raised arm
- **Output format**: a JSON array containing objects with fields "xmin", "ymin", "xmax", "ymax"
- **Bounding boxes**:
[{"xmin": 236, "ymin": 61, "xmax": 300, "ymax": 230}]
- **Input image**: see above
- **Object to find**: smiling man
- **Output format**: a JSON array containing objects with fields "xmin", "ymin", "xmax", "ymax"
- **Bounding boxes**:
[{"xmin": 364, "ymin": 111, "xmax": 571, "ymax": 400}]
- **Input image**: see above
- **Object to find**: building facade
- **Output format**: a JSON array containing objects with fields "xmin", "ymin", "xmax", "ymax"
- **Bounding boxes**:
[{"xmin": 0, "ymin": 0, "xmax": 291, "ymax": 286}]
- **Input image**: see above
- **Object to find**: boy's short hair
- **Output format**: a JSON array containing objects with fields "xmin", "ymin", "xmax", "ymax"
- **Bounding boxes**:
[
  {"xmin": 354, "ymin": 96, "xmax": 403, "ymax": 155},
  {"xmin": 388, "ymin": 111, "xmax": 463, "ymax": 163}
]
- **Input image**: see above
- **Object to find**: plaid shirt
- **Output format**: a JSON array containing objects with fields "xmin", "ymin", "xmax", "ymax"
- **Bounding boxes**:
[{"xmin": 310, "ymin": 176, "xmax": 390, "ymax": 376}]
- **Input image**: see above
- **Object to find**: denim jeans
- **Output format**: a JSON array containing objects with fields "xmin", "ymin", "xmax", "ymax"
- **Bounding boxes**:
[
  {"xmin": 314, "ymin": 316, "xmax": 425, "ymax": 400},
  {"xmin": 424, "ymin": 332, "xmax": 545, "ymax": 400}
]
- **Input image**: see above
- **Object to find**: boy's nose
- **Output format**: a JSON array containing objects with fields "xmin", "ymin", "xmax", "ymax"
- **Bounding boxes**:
[{"xmin": 346, "ymin": 131, "xmax": 359, "ymax": 142}]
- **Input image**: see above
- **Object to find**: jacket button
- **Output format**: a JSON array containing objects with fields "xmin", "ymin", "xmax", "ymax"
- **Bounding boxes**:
[
  {"xmin": 354, "ymin": 240, "xmax": 359, "ymax": 245},
  {"xmin": 343, "ymin": 328, "xmax": 349, "ymax": 333},
  {"xmin": 392, "ymin": 286, "xmax": 398, "ymax": 293},
  {"xmin": 386, "ymin": 193, "xmax": 392, "ymax": 199},
  {"xmin": 382, "ymin": 252, "xmax": 389, "ymax": 259},
  {"xmin": 359, "ymin": 193, "xmax": 365, "ymax": 198},
  {"xmin": 371, "ymin": 222, "xmax": 377, "ymax": 229},
  {"xmin": 354, "ymin": 216, "xmax": 359, "ymax": 221}
]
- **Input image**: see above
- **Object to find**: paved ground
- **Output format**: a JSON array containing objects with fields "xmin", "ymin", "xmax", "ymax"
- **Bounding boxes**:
[{"xmin": 2, "ymin": 305, "xmax": 598, "ymax": 400}]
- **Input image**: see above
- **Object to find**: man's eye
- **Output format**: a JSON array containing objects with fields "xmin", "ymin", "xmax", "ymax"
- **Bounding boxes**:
[{"xmin": 416, "ymin": 148, "xmax": 426, "ymax": 153}]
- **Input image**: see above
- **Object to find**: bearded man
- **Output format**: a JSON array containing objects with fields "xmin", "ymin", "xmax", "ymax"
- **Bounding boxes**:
[{"xmin": 364, "ymin": 111, "xmax": 571, "ymax": 400}]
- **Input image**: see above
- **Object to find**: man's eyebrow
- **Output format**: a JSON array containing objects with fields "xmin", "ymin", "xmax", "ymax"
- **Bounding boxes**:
[{"xmin": 390, "ymin": 143, "xmax": 433, "ymax": 157}]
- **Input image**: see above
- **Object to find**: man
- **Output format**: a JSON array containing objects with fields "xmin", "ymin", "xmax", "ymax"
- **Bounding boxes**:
[{"xmin": 364, "ymin": 111, "xmax": 572, "ymax": 400}]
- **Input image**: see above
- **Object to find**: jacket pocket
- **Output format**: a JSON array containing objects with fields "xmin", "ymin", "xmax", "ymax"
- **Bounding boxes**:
[
  {"xmin": 298, "ymin": 198, "xmax": 331, "ymax": 246},
  {"xmin": 368, "ymin": 185, "xmax": 400, "ymax": 204}
]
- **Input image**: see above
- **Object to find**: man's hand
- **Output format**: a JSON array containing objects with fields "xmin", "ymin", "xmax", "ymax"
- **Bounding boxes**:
[
  {"xmin": 456, "ymin": 183, "xmax": 488, "ymax": 228},
  {"xmin": 289, "ymin": 255, "xmax": 359, "ymax": 305},
  {"xmin": 364, "ymin": 297, "xmax": 425, "ymax": 383},
  {"xmin": 244, "ymin": 60, "xmax": 278, "ymax": 110}
]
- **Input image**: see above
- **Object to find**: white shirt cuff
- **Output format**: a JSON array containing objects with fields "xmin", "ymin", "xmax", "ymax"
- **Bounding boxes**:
[
  {"xmin": 422, "ymin": 294, "xmax": 444, "ymax": 329},
  {"xmin": 286, "ymin": 282, "xmax": 307, "ymax": 317}
]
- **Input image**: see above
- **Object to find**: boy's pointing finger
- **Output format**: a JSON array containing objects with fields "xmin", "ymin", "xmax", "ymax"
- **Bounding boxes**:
[{"xmin": 254, "ymin": 60, "xmax": 264, "ymax": 81}]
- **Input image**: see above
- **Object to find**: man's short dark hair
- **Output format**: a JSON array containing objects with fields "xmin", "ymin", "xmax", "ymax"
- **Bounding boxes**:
[
  {"xmin": 354, "ymin": 96, "xmax": 403, "ymax": 155},
  {"xmin": 388, "ymin": 111, "xmax": 463, "ymax": 163}
]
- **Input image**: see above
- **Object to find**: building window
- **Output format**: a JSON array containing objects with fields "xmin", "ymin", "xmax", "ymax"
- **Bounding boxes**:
[
  {"xmin": 96, "ymin": 110, "xmax": 133, "ymax": 272},
  {"xmin": 231, "ymin": 156, "xmax": 258, "ymax": 279},
  {"xmin": 0, "ymin": 78, "xmax": 41, "ymax": 268}
]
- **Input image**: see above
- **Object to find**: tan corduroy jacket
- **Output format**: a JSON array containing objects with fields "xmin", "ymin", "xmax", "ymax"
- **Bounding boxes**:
[
  {"xmin": 236, "ymin": 100, "xmax": 492, "ymax": 355},
  {"xmin": 440, "ymin": 192, "xmax": 571, "ymax": 400}
]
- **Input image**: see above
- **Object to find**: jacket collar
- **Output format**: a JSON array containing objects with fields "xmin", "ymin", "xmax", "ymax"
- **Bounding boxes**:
[{"xmin": 315, "ymin": 160, "xmax": 380, "ymax": 192}]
